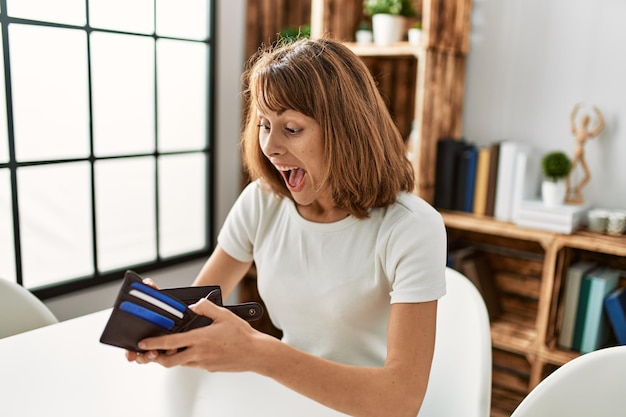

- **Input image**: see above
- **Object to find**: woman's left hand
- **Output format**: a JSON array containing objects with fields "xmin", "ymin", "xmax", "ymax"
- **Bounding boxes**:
[{"xmin": 133, "ymin": 298, "xmax": 268, "ymax": 372}]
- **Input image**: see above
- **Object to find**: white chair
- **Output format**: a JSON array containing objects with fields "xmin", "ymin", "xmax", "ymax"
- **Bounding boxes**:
[
  {"xmin": 418, "ymin": 267, "xmax": 492, "ymax": 417},
  {"xmin": 0, "ymin": 278, "xmax": 58, "ymax": 338},
  {"xmin": 510, "ymin": 345, "xmax": 626, "ymax": 417}
]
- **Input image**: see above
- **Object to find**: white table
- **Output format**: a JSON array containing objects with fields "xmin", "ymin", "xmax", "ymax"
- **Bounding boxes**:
[{"xmin": 0, "ymin": 309, "xmax": 348, "ymax": 417}]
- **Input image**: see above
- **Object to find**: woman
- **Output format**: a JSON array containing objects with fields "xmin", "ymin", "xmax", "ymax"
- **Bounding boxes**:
[{"xmin": 129, "ymin": 37, "xmax": 446, "ymax": 417}]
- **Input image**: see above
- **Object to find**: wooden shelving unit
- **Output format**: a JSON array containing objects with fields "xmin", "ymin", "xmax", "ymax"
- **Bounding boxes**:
[
  {"xmin": 443, "ymin": 211, "xmax": 626, "ymax": 416},
  {"xmin": 242, "ymin": 2, "xmax": 626, "ymax": 416},
  {"xmin": 311, "ymin": 0, "xmax": 472, "ymax": 203}
]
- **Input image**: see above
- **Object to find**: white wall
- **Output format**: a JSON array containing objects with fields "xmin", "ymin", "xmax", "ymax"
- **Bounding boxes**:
[
  {"xmin": 45, "ymin": 0, "xmax": 247, "ymax": 320},
  {"xmin": 463, "ymin": 0, "xmax": 626, "ymax": 210},
  {"xmin": 213, "ymin": 0, "xmax": 246, "ymax": 231}
]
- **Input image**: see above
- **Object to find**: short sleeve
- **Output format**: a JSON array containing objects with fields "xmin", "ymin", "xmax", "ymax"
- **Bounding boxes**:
[
  {"xmin": 386, "ymin": 197, "xmax": 447, "ymax": 303},
  {"xmin": 216, "ymin": 182, "xmax": 260, "ymax": 263}
]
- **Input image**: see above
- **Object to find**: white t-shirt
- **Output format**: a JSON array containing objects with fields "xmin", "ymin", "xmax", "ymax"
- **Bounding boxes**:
[{"xmin": 218, "ymin": 181, "xmax": 446, "ymax": 367}]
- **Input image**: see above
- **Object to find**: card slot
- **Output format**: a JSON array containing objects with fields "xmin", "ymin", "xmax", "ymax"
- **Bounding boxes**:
[
  {"xmin": 130, "ymin": 282, "xmax": 187, "ymax": 312},
  {"xmin": 99, "ymin": 308, "xmax": 172, "ymax": 352},
  {"xmin": 120, "ymin": 301, "xmax": 175, "ymax": 331},
  {"xmin": 128, "ymin": 289, "xmax": 184, "ymax": 319},
  {"xmin": 116, "ymin": 291, "xmax": 184, "ymax": 322}
]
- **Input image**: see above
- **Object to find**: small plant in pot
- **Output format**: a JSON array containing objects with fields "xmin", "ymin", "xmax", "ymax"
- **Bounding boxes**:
[
  {"xmin": 408, "ymin": 21, "xmax": 422, "ymax": 45},
  {"xmin": 541, "ymin": 151, "xmax": 572, "ymax": 207},
  {"xmin": 355, "ymin": 21, "xmax": 373, "ymax": 44},
  {"xmin": 363, "ymin": 0, "xmax": 417, "ymax": 46}
]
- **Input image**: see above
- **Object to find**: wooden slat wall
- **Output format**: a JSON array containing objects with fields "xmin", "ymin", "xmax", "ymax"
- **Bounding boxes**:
[
  {"xmin": 361, "ymin": 56, "xmax": 417, "ymax": 140},
  {"xmin": 245, "ymin": 0, "xmax": 419, "ymax": 141},
  {"xmin": 423, "ymin": 0, "xmax": 471, "ymax": 52},
  {"xmin": 245, "ymin": 0, "xmax": 312, "ymax": 57},
  {"xmin": 417, "ymin": 48, "xmax": 467, "ymax": 201}
]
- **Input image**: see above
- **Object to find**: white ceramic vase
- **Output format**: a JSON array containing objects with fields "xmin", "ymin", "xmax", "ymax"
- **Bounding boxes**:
[
  {"xmin": 355, "ymin": 30, "xmax": 373, "ymax": 44},
  {"xmin": 542, "ymin": 179, "xmax": 567, "ymax": 207},
  {"xmin": 408, "ymin": 28, "xmax": 422, "ymax": 45},
  {"xmin": 372, "ymin": 14, "xmax": 404, "ymax": 46}
]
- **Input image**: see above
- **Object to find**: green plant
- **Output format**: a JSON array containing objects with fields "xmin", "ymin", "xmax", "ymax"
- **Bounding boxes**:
[
  {"xmin": 278, "ymin": 25, "xmax": 311, "ymax": 42},
  {"xmin": 541, "ymin": 151, "xmax": 572, "ymax": 181},
  {"xmin": 363, "ymin": 0, "xmax": 417, "ymax": 17},
  {"xmin": 411, "ymin": 22, "xmax": 422, "ymax": 30},
  {"xmin": 357, "ymin": 21, "xmax": 372, "ymax": 31}
]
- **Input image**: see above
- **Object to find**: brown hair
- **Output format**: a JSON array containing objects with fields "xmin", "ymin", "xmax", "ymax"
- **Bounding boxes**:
[{"xmin": 241, "ymin": 37, "xmax": 414, "ymax": 219}]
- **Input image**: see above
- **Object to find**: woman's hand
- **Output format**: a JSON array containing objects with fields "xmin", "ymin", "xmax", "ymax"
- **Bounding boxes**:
[{"xmin": 130, "ymin": 298, "xmax": 270, "ymax": 372}]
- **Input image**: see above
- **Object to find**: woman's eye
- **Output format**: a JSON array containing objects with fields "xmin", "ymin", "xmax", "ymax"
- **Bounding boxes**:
[
  {"xmin": 286, "ymin": 127, "xmax": 302, "ymax": 134},
  {"xmin": 257, "ymin": 123, "xmax": 270, "ymax": 132}
]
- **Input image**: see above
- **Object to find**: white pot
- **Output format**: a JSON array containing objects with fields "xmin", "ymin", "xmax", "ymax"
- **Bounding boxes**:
[
  {"xmin": 372, "ymin": 14, "xmax": 405, "ymax": 46},
  {"xmin": 408, "ymin": 28, "xmax": 422, "ymax": 46},
  {"xmin": 542, "ymin": 179, "xmax": 567, "ymax": 207},
  {"xmin": 355, "ymin": 30, "xmax": 373, "ymax": 44}
]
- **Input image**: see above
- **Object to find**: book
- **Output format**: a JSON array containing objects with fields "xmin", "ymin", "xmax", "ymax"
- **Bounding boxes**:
[
  {"xmin": 605, "ymin": 287, "xmax": 626, "ymax": 345},
  {"xmin": 453, "ymin": 144, "xmax": 478, "ymax": 212},
  {"xmin": 472, "ymin": 147, "xmax": 491, "ymax": 215},
  {"xmin": 513, "ymin": 200, "xmax": 590, "ymax": 233},
  {"xmin": 558, "ymin": 261, "xmax": 597, "ymax": 349},
  {"xmin": 484, "ymin": 142, "xmax": 500, "ymax": 217},
  {"xmin": 510, "ymin": 149, "xmax": 541, "ymax": 221},
  {"xmin": 572, "ymin": 267, "xmax": 620, "ymax": 353},
  {"xmin": 434, "ymin": 138, "xmax": 467, "ymax": 210},
  {"xmin": 494, "ymin": 141, "xmax": 524, "ymax": 221}
]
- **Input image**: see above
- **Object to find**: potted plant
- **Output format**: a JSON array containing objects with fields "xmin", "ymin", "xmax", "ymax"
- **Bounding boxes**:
[
  {"xmin": 355, "ymin": 21, "xmax": 373, "ymax": 44},
  {"xmin": 278, "ymin": 25, "xmax": 311, "ymax": 42},
  {"xmin": 363, "ymin": 0, "xmax": 417, "ymax": 46},
  {"xmin": 541, "ymin": 151, "xmax": 572, "ymax": 207},
  {"xmin": 408, "ymin": 21, "xmax": 422, "ymax": 46}
]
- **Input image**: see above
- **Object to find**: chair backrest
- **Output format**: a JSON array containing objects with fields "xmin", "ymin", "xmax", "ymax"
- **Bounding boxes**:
[
  {"xmin": 510, "ymin": 345, "xmax": 626, "ymax": 417},
  {"xmin": 418, "ymin": 267, "xmax": 492, "ymax": 417},
  {"xmin": 0, "ymin": 278, "xmax": 58, "ymax": 338}
]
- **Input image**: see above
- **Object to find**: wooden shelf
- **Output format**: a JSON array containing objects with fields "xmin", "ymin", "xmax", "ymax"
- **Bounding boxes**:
[
  {"xmin": 555, "ymin": 230, "xmax": 626, "ymax": 256},
  {"xmin": 443, "ymin": 211, "xmax": 625, "ymax": 413},
  {"xmin": 490, "ymin": 314, "xmax": 537, "ymax": 356},
  {"xmin": 342, "ymin": 41, "xmax": 425, "ymax": 58},
  {"xmin": 537, "ymin": 345, "xmax": 580, "ymax": 367},
  {"xmin": 442, "ymin": 211, "xmax": 558, "ymax": 248}
]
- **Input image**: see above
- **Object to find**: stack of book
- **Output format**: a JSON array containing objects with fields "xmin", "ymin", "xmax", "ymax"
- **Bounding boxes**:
[
  {"xmin": 559, "ymin": 261, "xmax": 624, "ymax": 353},
  {"xmin": 433, "ymin": 138, "xmax": 589, "ymax": 234},
  {"xmin": 513, "ymin": 200, "xmax": 590, "ymax": 234},
  {"xmin": 434, "ymin": 138, "xmax": 500, "ymax": 216}
]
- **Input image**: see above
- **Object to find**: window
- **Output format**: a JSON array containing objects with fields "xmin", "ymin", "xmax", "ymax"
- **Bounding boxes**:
[{"xmin": 0, "ymin": 0, "xmax": 214, "ymax": 297}]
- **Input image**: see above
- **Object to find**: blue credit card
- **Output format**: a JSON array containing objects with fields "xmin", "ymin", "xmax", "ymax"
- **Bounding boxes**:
[
  {"xmin": 120, "ymin": 301, "xmax": 175, "ymax": 331},
  {"xmin": 130, "ymin": 282, "xmax": 187, "ymax": 313}
]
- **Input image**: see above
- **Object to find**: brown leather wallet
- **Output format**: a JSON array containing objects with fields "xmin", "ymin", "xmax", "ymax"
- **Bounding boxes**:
[{"xmin": 99, "ymin": 270, "xmax": 263, "ymax": 352}]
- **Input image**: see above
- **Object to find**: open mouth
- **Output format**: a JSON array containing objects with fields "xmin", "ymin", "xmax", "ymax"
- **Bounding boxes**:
[{"xmin": 277, "ymin": 166, "xmax": 306, "ymax": 190}]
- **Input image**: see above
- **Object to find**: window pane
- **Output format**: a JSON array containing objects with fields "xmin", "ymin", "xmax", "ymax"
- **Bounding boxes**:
[
  {"xmin": 89, "ymin": 0, "xmax": 154, "ymax": 34},
  {"xmin": 10, "ymin": 25, "xmax": 89, "ymax": 162},
  {"xmin": 91, "ymin": 32, "xmax": 155, "ymax": 157},
  {"xmin": 18, "ymin": 162, "xmax": 94, "ymax": 288},
  {"xmin": 95, "ymin": 157, "xmax": 156, "ymax": 272},
  {"xmin": 155, "ymin": 0, "xmax": 209, "ymax": 40},
  {"xmin": 157, "ymin": 39, "xmax": 207, "ymax": 152},
  {"xmin": 158, "ymin": 153, "xmax": 207, "ymax": 258},
  {"xmin": 7, "ymin": 0, "xmax": 86, "ymax": 26},
  {"xmin": 0, "ymin": 169, "xmax": 16, "ymax": 283},
  {"xmin": 0, "ymin": 31, "xmax": 7, "ymax": 164}
]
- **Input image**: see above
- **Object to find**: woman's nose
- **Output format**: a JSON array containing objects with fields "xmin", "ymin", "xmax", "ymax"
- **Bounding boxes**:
[{"xmin": 260, "ymin": 129, "xmax": 284, "ymax": 157}]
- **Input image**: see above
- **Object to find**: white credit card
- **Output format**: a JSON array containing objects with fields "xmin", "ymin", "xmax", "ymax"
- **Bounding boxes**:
[{"xmin": 129, "ymin": 289, "xmax": 184, "ymax": 319}]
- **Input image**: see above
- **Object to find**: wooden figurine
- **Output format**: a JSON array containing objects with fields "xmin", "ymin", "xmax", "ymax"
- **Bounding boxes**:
[{"xmin": 565, "ymin": 103, "xmax": 605, "ymax": 204}]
